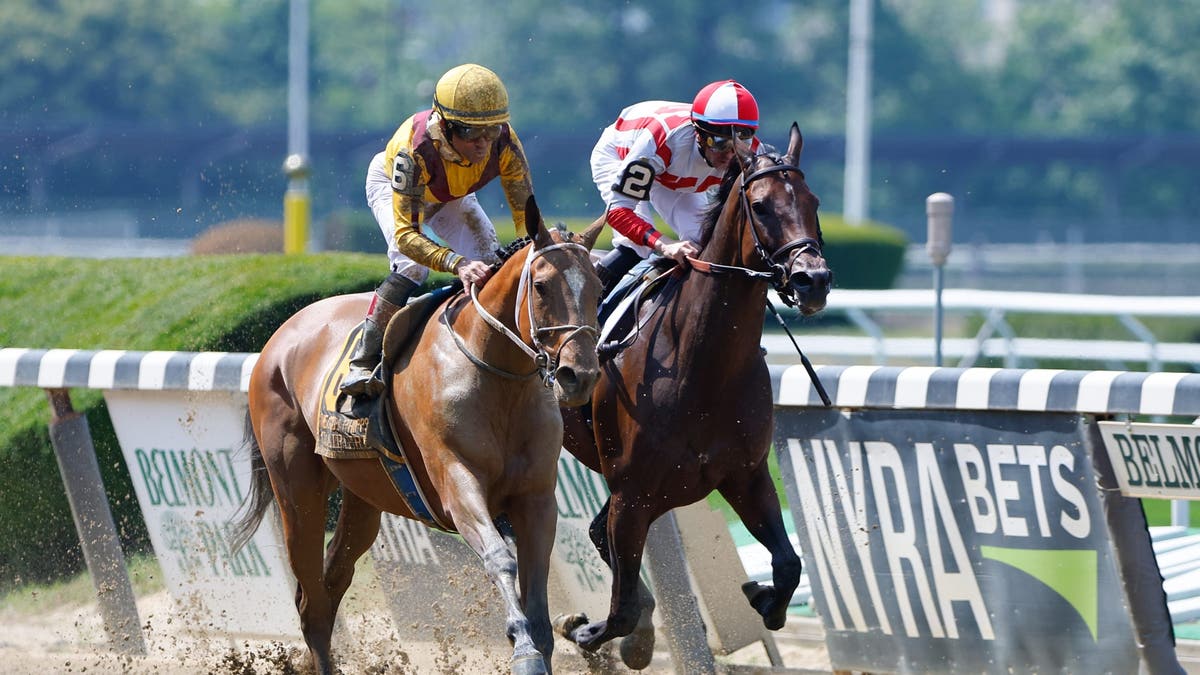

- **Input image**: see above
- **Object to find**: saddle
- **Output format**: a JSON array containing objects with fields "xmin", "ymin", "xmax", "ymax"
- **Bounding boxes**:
[
  {"xmin": 597, "ymin": 257, "xmax": 680, "ymax": 361},
  {"xmin": 577, "ymin": 259, "xmax": 680, "ymax": 434},
  {"xmin": 316, "ymin": 284, "xmax": 461, "ymax": 531}
]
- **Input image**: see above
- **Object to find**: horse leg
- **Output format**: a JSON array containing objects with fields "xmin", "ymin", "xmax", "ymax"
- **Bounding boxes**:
[
  {"xmin": 718, "ymin": 462, "xmax": 802, "ymax": 631},
  {"xmin": 261, "ymin": 429, "xmax": 340, "ymax": 674},
  {"xmin": 323, "ymin": 488, "xmax": 382, "ymax": 621},
  {"xmin": 582, "ymin": 499, "xmax": 656, "ymax": 669},
  {"xmin": 564, "ymin": 497, "xmax": 656, "ymax": 661},
  {"xmin": 447, "ymin": 468, "xmax": 549, "ymax": 675},
  {"xmin": 506, "ymin": 492, "xmax": 559, "ymax": 674}
]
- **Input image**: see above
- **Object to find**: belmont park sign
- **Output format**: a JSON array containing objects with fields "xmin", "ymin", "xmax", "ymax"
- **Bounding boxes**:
[
  {"xmin": 105, "ymin": 389, "xmax": 301, "ymax": 638},
  {"xmin": 1098, "ymin": 421, "xmax": 1200, "ymax": 499}
]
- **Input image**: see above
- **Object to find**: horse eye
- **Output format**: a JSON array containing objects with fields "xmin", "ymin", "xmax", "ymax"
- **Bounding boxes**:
[
  {"xmin": 533, "ymin": 280, "xmax": 549, "ymax": 295},
  {"xmin": 751, "ymin": 200, "xmax": 771, "ymax": 217}
]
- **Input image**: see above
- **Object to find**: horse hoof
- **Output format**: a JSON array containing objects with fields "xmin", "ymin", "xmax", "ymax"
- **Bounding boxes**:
[
  {"xmin": 742, "ymin": 581, "xmax": 787, "ymax": 629},
  {"xmin": 618, "ymin": 624, "xmax": 656, "ymax": 670},
  {"xmin": 764, "ymin": 610, "xmax": 787, "ymax": 631},
  {"xmin": 552, "ymin": 612, "xmax": 588, "ymax": 638},
  {"xmin": 742, "ymin": 580, "xmax": 772, "ymax": 611},
  {"xmin": 562, "ymin": 617, "xmax": 606, "ymax": 654},
  {"xmin": 511, "ymin": 652, "xmax": 548, "ymax": 675}
]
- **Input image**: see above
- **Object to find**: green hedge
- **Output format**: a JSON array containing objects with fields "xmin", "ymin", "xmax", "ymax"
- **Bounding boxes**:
[
  {"xmin": 819, "ymin": 215, "xmax": 909, "ymax": 289},
  {"xmin": 0, "ymin": 253, "xmax": 401, "ymax": 587}
]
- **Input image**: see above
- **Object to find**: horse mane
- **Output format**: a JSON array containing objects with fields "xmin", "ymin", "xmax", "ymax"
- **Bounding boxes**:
[
  {"xmin": 490, "ymin": 236, "xmax": 533, "ymax": 271},
  {"xmin": 696, "ymin": 159, "xmax": 744, "ymax": 249},
  {"xmin": 488, "ymin": 223, "xmax": 578, "ymax": 272}
]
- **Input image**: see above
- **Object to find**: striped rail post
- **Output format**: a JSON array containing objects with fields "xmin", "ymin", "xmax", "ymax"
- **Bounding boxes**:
[{"xmin": 0, "ymin": 348, "xmax": 257, "ymax": 655}]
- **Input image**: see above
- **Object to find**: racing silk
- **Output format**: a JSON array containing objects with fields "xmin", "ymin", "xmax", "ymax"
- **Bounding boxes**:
[
  {"xmin": 384, "ymin": 109, "xmax": 533, "ymax": 273},
  {"xmin": 593, "ymin": 100, "xmax": 762, "ymax": 246}
]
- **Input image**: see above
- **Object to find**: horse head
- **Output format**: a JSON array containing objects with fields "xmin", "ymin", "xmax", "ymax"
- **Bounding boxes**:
[
  {"xmin": 520, "ymin": 196, "xmax": 604, "ymax": 406},
  {"xmin": 735, "ymin": 123, "xmax": 832, "ymax": 316}
]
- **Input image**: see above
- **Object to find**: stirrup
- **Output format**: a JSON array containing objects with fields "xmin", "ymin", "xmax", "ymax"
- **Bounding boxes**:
[{"xmin": 340, "ymin": 365, "xmax": 384, "ymax": 398}]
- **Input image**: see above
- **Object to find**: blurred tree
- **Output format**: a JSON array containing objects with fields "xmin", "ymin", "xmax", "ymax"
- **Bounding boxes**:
[
  {"xmin": 1, "ymin": 0, "xmax": 1198, "ymax": 242},
  {"xmin": 933, "ymin": 0, "xmax": 1200, "ymax": 134},
  {"xmin": 0, "ymin": 0, "xmax": 286, "ymax": 127}
]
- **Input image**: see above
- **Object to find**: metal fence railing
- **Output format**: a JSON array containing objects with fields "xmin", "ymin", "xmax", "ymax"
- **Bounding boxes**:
[{"xmin": 769, "ymin": 288, "xmax": 1200, "ymax": 371}]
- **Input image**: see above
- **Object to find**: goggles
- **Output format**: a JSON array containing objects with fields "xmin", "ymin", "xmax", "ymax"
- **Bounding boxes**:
[
  {"xmin": 447, "ymin": 121, "xmax": 503, "ymax": 142},
  {"xmin": 702, "ymin": 127, "xmax": 755, "ymax": 152}
]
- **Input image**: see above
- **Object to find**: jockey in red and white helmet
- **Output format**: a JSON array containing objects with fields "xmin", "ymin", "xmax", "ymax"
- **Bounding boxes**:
[{"xmin": 590, "ymin": 80, "xmax": 762, "ymax": 294}]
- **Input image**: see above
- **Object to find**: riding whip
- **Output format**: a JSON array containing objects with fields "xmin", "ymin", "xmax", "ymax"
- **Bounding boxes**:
[{"xmin": 765, "ymin": 301, "xmax": 832, "ymax": 407}]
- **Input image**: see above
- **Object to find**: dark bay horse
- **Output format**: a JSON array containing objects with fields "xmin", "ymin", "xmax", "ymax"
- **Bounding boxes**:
[
  {"xmin": 558, "ymin": 124, "xmax": 832, "ymax": 666},
  {"xmin": 234, "ymin": 199, "xmax": 604, "ymax": 675}
]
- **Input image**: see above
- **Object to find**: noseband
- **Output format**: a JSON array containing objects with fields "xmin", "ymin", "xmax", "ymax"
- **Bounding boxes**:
[
  {"xmin": 446, "ymin": 240, "xmax": 597, "ymax": 388},
  {"xmin": 688, "ymin": 156, "xmax": 823, "ymax": 308}
]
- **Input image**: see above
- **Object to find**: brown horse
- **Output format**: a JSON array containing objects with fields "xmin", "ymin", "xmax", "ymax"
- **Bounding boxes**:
[
  {"xmin": 233, "ymin": 198, "xmax": 604, "ymax": 675},
  {"xmin": 558, "ymin": 124, "xmax": 832, "ymax": 666}
]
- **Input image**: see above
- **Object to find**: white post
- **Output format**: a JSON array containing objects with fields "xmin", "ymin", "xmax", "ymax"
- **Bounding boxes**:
[
  {"xmin": 927, "ymin": 193, "xmax": 954, "ymax": 366},
  {"xmin": 843, "ymin": 0, "xmax": 874, "ymax": 225}
]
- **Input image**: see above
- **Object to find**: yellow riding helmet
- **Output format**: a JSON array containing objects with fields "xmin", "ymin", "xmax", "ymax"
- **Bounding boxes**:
[{"xmin": 432, "ymin": 64, "xmax": 510, "ymax": 125}]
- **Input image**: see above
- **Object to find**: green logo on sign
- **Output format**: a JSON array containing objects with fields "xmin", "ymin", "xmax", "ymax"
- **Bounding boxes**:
[{"xmin": 980, "ymin": 546, "xmax": 1098, "ymax": 641}]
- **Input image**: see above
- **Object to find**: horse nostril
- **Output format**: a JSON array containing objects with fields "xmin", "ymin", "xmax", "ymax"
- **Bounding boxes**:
[
  {"xmin": 808, "ymin": 269, "xmax": 832, "ymax": 290},
  {"xmin": 789, "ymin": 273, "xmax": 815, "ymax": 294},
  {"xmin": 556, "ymin": 366, "xmax": 578, "ymax": 389}
]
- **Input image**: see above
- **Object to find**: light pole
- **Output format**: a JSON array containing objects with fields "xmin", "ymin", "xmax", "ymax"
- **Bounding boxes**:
[
  {"xmin": 283, "ymin": 0, "xmax": 310, "ymax": 255},
  {"xmin": 926, "ymin": 193, "xmax": 954, "ymax": 366},
  {"xmin": 843, "ymin": 0, "xmax": 874, "ymax": 225}
]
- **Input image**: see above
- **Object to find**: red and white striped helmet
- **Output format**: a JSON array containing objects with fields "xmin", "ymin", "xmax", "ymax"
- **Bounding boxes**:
[{"xmin": 690, "ymin": 80, "xmax": 759, "ymax": 132}]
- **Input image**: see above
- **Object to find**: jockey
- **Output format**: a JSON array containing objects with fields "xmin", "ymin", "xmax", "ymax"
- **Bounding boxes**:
[
  {"xmin": 341, "ymin": 63, "xmax": 535, "ymax": 400},
  {"xmin": 590, "ymin": 80, "xmax": 763, "ymax": 296}
]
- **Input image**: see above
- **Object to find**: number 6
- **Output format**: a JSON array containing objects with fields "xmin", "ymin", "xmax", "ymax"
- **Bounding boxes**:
[{"xmin": 391, "ymin": 151, "xmax": 417, "ymax": 194}]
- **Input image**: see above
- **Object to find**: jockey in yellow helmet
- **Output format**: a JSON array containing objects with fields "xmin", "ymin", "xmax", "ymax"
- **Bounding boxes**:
[{"xmin": 341, "ymin": 64, "xmax": 534, "ymax": 401}]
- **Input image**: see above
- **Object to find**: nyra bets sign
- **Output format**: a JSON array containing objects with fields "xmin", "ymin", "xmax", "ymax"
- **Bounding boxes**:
[
  {"xmin": 775, "ymin": 408, "xmax": 1137, "ymax": 674},
  {"xmin": 105, "ymin": 390, "xmax": 300, "ymax": 638}
]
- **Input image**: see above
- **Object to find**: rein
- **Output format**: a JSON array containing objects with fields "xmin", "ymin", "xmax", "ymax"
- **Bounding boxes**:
[{"xmin": 443, "ymin": 240, "xmax": 597, "ymax": 388}]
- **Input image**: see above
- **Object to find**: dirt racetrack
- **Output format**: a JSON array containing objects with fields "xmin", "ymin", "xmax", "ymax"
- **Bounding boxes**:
[{"xmin": 0, "ymin": 581, "xmax": 833, "ymax": 674}]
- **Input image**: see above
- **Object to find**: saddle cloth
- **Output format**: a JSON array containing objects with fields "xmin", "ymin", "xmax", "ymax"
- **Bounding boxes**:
[
  {"xmin": 316, "ymin": 324, "xmax": 374, "ymax": 459},
  {"xmin": 315, "ymin": 289, "xmax": 458, "ymax": 532}
]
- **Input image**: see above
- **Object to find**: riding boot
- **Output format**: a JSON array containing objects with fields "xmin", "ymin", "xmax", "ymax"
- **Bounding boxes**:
[
  {"xmin": 340, "ymin": 273, "xmax": 418, "ymax": 398},
  {"xmin": 594, "ymin": 245, "xmax": 642, "ymax": 298}
]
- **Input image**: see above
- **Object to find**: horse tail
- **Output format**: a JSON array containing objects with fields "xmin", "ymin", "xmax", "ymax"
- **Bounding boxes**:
[{"xmin": 229, "ymin": 410, "xmax": 275, "ymax": 554}]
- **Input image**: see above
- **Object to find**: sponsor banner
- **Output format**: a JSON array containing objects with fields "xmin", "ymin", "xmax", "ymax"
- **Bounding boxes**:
[
  {"xmin": 104, "ymin": 390, "xmax": 300, "ymax": 638},
  {"xmin": 775, "ymin": 408, "xmax": 1137, "ymax": 674},
  {"xmin": 368, "ymin": 450, "xmax": 616, "ymax": 653},
  {"xmin": 369, "ymin": 513, "xmax": 514, "ymax": 665},
  {"xmin": 1098, "ymin": 421, "xmax": 1200, "ymax": 499},
  {"xmin": 550, "ymin": 451, "xmax": 615, "ymax": 618}
]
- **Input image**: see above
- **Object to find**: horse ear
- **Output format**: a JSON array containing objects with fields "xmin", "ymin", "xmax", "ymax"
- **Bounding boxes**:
[
  {"xmin": 736, "ymin": 143, "xmax": 755, "ymax": 172},
  {"xmin": 580, "ymin": 213, "xmax": 606, "ymax": 251},
  {"xmin": 785, "ymin": 122, "xmax": 804, "ymax": 166},
  {"xmin": 525, "ymin": 194, "xmax": 553, "ymax": 247}
]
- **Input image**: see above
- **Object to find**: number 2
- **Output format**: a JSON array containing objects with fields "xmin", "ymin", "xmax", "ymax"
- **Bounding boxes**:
[{"xmin": 614, "ymin": 159, "xmax": 654, "ymax": 200}]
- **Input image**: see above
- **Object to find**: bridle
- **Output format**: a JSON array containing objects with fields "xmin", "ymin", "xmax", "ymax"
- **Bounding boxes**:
[
  {"xmin": 443, "ymin": 239, "xmax": 597, "ymax": 388},
  {"xmin": 686, "ymin": 154, "xmax": 823, "ymax": 308}
]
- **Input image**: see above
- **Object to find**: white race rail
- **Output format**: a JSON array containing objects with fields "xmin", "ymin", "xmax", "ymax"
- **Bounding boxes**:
[{"xmin": 769, "ymin": 288, "xmax": 1200, "ymax": 370}]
